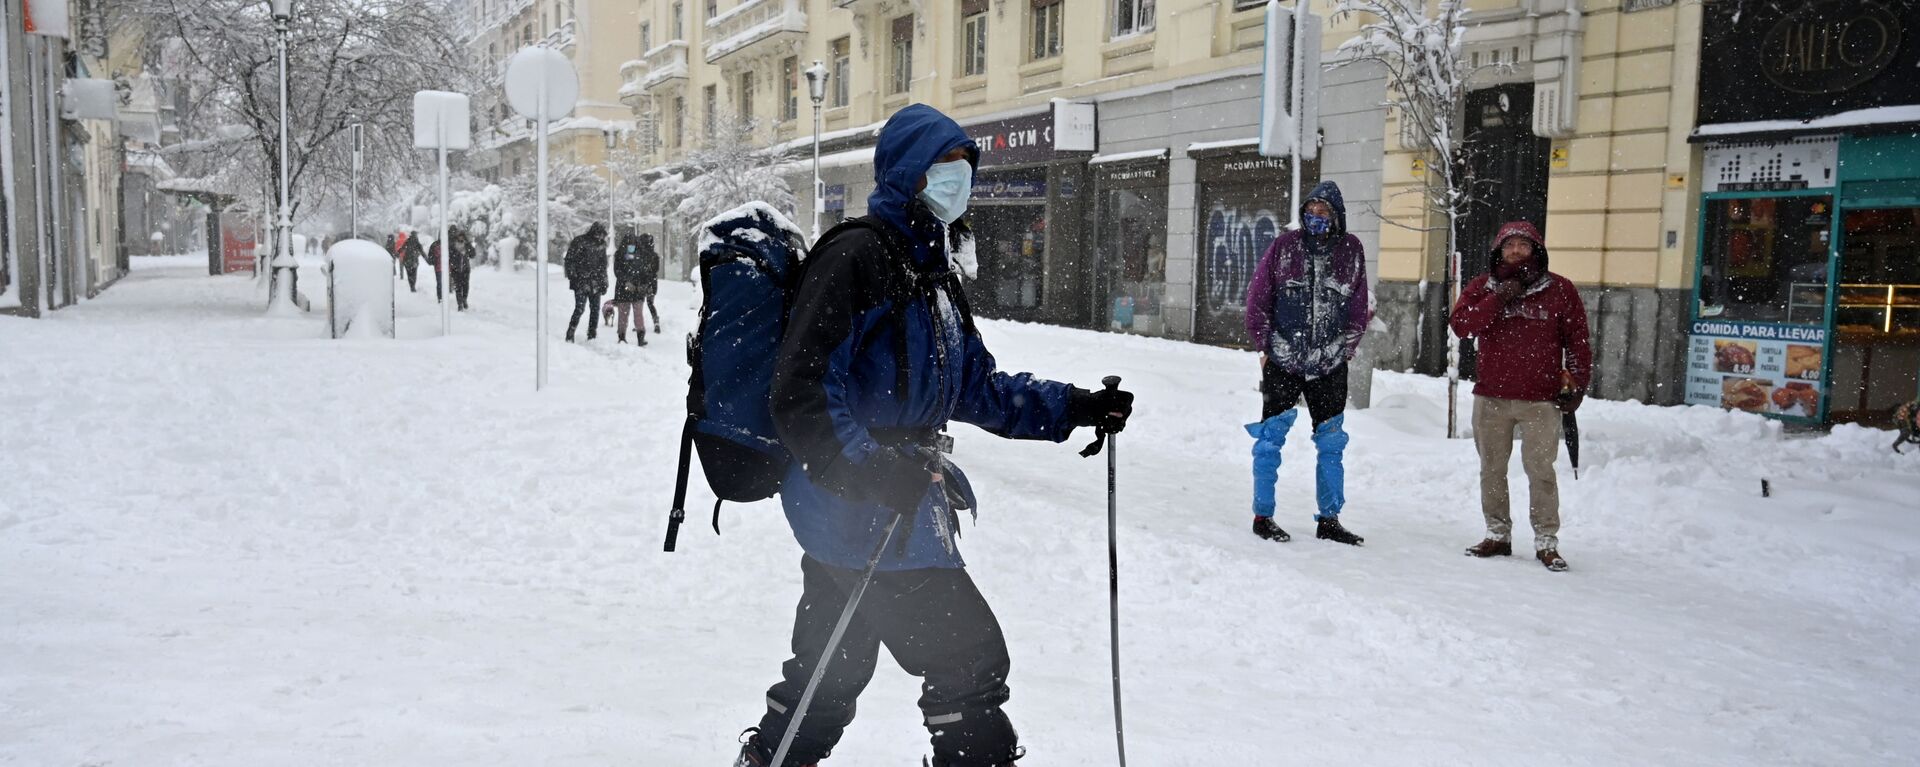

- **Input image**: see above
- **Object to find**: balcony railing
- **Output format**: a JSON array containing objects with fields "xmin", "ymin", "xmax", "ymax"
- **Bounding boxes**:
[
  {"xmin": 619, "ymin": 59, "xmax": 651, "ymax": 109},
  {"xmin": 641, "ymin": 41, "xmax": 690, "ymax": 92},
  {"xmin": 704, "ymin": 0, "xmax": 806, "ymax": 64}
]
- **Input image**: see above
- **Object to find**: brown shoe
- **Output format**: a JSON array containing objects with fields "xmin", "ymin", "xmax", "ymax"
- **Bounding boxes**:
[
  {"xmin": 1537, "ymin": 548, "xmax": 1568, "ymax": 572},
  {"xmin": 1464, "ymin": 538, "xmax": 1513, "ymax": 558}
]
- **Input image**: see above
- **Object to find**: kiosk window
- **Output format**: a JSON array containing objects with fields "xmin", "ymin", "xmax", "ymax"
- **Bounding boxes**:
[{"xmin": 1698, "ymin": 196, "xmax": 1832, "ymax": 325}]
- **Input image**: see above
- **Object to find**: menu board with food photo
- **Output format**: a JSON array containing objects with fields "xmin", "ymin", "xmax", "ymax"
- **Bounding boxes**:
[{"xmin": 1685, "ymin": 321, "xmax": 1828, "ymax": 421}]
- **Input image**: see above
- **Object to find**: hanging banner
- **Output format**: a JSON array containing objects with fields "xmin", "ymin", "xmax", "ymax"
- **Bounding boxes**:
[{"xmin": 1684, "ymin": 320, "xmax": 1828, "ymax": 422}]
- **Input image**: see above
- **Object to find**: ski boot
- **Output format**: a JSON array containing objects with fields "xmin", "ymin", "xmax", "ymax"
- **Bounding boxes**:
[
  {"xmin": 732, "ymin": 729, "xmax": 816, "ymax": 767},
  {"xmin": 1253, "ymin": 516, "xmax": 1291, "ymax": 542},
  {"xmin": 1315, "ymin": 517, "xmax": 1364, "ymax": 546}
]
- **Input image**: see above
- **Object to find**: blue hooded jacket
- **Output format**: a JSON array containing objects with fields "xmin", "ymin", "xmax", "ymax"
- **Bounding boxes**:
[{"xmin": 768, "ymin": 105, "xmax": 1081, "ymax": 571}]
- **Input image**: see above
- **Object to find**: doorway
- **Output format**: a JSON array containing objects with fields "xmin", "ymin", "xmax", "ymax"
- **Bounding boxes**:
[
  {"xmin": 1829, "ymin": 206, "xmax": 1920, "ymax": 427},
  {"xmin": 1454, "ymin": 83, "xmax": 1551, "ymax": 378}
]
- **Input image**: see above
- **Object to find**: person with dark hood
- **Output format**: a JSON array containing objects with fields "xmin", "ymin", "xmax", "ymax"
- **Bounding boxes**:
[
  {"xmin": 637, "ymin": 231, "xmax": 662, "ymax": 332},
  {"xmin": 398, "ymin": 230, "xmax": 424, "ymax": 293},
  {"xmin": 428, "ymin": 225, "xmax": 478, "ymax": 310},
  {"xmin": 1241, "ymin": 180, "xmax": 1372, "ymax": 547},
  {"xmin": 1450, "ymin": 220, "xmax": 1592, "ymax": 572},
  {"xmin": 563, "ymin": 222, "xmax": 609, "ymax": 342},
  {"xmin": 609, "ymin": 229, "xmax": 650, "ymax": 345},
  {"xmin": 731, "ymin": 104, "xmax": 1135, "ymax": 767}
]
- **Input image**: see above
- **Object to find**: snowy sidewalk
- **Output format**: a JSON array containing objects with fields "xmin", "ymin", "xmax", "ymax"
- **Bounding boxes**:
[{"xmin": 2, "ymin": 257, "xmax": 1917, "ymax": 766}]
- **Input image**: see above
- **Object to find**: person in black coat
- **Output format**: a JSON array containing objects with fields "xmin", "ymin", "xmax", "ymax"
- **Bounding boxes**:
[
  {"xmin": 429, "ymin": 225, "xmax": 479, "ymax": 310},
  {"xmin": 399, "ymin": 231, "xmax": 424, "ymax": 293},
  {"xmin": 563, "ymin": 222, "xmax": 609, "ymax": 342},
  {"xmin": 636, "ymin": 232, "xmax": 662, "ymax": 332},
  {"xmin": 609, "ymin": 230, "xmax": 649, "ymax": 345}
]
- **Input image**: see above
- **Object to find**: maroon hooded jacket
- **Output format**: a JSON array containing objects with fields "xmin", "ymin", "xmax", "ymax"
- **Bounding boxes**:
[{"xmin": 1448, "ymin": 221, "xmax": 1593, "ymax": 402}]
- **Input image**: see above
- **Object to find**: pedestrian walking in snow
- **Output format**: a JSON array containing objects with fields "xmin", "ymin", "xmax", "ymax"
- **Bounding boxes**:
[
  {"xmin": 563, "ymin": 222, "xmax": 609, "ymax": 342},
  {"xmin": 428, "ymin": 225, "xmax": 477, "ymax": 311},
  {"xmin": 1241, "ymin": 181, "xmax": 1372, "ymax": 546},
  {"xmin": 636, "ymin": 231, "xmax": 662, "ymax": 332},
  {"xmin": 1449, "ymin": 220, "xmax": 1592, "ymax": 572},
  {"xmin": 609, "ymin": 230, "xmax": 649, "ymax": 345},
  {"xmin": 398, "ymin": 230, "xmax": 423, "ymax": 292},
  {"xmin": 733, "ymin": 104, "xmax": 1134, "ymax": 767}
]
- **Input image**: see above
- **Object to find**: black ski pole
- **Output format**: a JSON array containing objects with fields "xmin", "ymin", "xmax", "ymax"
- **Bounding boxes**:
[
  {"xmin": 768, "ymin": 512, "xmax": 906, "ymax": 767},
  {"xmin": 1096, "ymin": 375, "xmax": 1128, "ymax": 767}
]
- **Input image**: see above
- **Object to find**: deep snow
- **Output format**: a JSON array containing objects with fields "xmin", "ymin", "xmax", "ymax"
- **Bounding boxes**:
[{"xmin": 2, "ymin": 255, "xmax": 1918, "ymax": 766}]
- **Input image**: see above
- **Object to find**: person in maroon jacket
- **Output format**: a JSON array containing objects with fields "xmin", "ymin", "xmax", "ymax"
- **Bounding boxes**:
[{"xmin": 1449, "ymin": 221, "xmax": 1591, "ymax": 572}]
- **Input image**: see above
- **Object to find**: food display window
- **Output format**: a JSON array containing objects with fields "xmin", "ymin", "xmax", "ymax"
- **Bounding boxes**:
[{"xmin": 1828, "ymin": 207, "xmax": 1920, "ymax": 427}]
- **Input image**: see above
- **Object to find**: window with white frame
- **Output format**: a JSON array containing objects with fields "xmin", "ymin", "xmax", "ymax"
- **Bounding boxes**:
[
  {"xmin": 1113, "ymin": 0, "xmax": 1154, "ymax": 37},
  {"xmin": 640, "ymin": 22, "xmax": 651, "ymax": 51},
  {"xmin": 672, "ymin": 95, "xmax": 685, "ymax": 147},
  {"xmin": 673, "ymin": 2, "xmax": 684, "ymax": 37},
  {"xmin": 1031, "ymin": 0, "xmax": 1062, "ymax": 61},
  {"xmin": 960, "ymin": 0, "xmax": 988, "ymax": 78},
  {"xmin": 781, "ymin": 56, "xmax": 799, "ymax": 122},
  {"xmin": 739, "ymin": 71, "xmax": 756, "ymax": 121},
  {"xmin": 704, "ymin": 85, "xmax": 717, "ymax": 139},
  {"xmin": 830, "ymin": 37, "xmax": 851, "ymax": 107},
  {"xmin": 890, "ymin": 15, "xmax": 915, "ymax": 94}
]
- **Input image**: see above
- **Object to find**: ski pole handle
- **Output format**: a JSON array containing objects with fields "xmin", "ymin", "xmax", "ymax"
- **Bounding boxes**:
[{"xmin": 1102, "ymin": 375, "xmax": 1121, "ymax": 392}]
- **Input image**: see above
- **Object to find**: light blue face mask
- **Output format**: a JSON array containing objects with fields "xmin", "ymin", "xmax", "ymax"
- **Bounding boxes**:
[{"xmin": 918, "ymin": 159, "xmax": 974, "ymax": 224}]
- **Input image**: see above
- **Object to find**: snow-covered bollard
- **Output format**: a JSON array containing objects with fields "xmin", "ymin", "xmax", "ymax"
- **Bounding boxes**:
[
  {"xmin": 326, "ymin": 240, "xmax": 397, "ymax": 339},
  {"xmin": 496, "ymin": 236, "xmax": 518, "ymax": 272}
]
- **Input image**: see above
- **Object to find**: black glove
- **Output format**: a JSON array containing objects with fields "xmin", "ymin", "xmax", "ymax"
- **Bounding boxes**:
[
  {"xmin": 831, "ymin": 445, "xmax": 935, "ymax": 515},
  {"xmin": 1069, "ymin": 385, "xmax": 1135, "ymax": 434}
]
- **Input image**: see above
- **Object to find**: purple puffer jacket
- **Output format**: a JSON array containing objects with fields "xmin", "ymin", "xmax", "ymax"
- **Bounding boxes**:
[{"xmin": 1244, "ymin": 226, "xmax": 1370, "ymax": 380}]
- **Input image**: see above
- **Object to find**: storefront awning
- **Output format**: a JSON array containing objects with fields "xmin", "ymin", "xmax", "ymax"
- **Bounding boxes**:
[
  {"xmin": 1690, "ymin": 105, "xmax": 1920, "ymax": 143},
  {"xmin": 1088, "ymin": 148, "xmax": 1168, "ymax": 165}
]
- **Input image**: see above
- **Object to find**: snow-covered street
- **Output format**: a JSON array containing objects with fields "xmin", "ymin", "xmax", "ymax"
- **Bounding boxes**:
[{"xmin": 4, "ymin": 257, "xmax": 1917, "ymax": 766}]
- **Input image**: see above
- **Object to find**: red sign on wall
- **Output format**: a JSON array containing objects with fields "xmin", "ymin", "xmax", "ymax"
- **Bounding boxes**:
[{"xmin": 220, "ymin": 211, "xmax": 258, "ymax": 274}]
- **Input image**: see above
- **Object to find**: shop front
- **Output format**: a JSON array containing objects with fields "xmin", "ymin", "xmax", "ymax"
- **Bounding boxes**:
[
  {"xmin": 960, "ymin": 107, "xmax": 1093, "ymax": 326},
  {"xmin": 1090, "ymin": 154, "xmax": 1170, "ymax": 336},
  {"xmin": 1687, "ymin": 0, "xmax": 1920, "ymax": 427},
  {"xmin": 1192, "ymin": 148, "xmax": 1312, "ymax": 346}
]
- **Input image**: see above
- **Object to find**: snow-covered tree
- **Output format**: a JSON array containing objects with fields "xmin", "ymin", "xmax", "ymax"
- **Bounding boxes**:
[
  {"xmin": 115, "ymin": 0, "xmax": 481, "ymax": 233},
  {"xmin": 671, "ymin": 117, "xmax": 796, "ymax": 235},
  {"xmin": 1330, "ymin": 0, "xmax": 1478, "ymax": 438}
]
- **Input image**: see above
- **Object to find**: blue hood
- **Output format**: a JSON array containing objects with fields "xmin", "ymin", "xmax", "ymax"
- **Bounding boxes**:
[
  {"xmin": 868, "ymin": 104, "xmax": 979, "ymax": 244},
  {"xmin": 1301, "ymin": 179, "xmax": 1348, "ymax": 236}
]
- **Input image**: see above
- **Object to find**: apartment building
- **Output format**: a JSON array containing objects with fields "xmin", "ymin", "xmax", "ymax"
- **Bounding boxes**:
[{"xmin": 460, "ymin": 0, "xmax": 642, "ymax": 181}]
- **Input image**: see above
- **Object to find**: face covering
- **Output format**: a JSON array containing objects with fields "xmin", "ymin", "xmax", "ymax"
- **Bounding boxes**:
[
  {"xmin": 918, "ymin": 159, "xmax": 974, "ymax": 224},
  {"xmin": 1304, "ymin": 213, "xmax": 1332, "ymax": 236}
]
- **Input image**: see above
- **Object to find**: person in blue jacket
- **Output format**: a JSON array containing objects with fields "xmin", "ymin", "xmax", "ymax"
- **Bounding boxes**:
[{"xmin": 734, "ymin": 104, "xmax": 1135, "ymax": 767}]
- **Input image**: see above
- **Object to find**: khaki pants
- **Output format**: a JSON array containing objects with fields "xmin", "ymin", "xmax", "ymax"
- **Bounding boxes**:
[{"xmin": 1472, "ymin": 396, "xmax": 1562, "ymax": 551}]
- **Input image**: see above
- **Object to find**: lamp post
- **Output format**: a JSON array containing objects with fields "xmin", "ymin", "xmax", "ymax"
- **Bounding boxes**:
[
  {"xmin": 802, "ymin": 60, "xmax": 829, "ymax": 241},
  {"xmin": 349, "ymin": 122, "xmax": 363, "ymax": 240},
  {"xmin": 267, "ymin": 0, "xmax": 297, "ymax": 311},
  {"xmin": 604, "ymin": 127, "xmax": 618, "ymax": 256}
]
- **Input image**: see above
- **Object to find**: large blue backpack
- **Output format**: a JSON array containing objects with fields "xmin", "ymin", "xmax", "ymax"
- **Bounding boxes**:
[{"xmin": 664, "ymin": 206, "xmax": 888, "ymax": 551}]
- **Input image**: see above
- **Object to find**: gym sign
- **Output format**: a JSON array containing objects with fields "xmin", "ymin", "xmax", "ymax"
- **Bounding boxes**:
[{"xmin": 1761, "ymin": 0, "xmax": 1904, "ymax": 94}]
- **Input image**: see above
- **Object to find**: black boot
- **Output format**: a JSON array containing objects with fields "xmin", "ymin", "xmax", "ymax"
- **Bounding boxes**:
[
  {"xmin": 565, "ymin": 328, "xmax": 576, "ymax": 343},
  {"xmin": 732, "ymin": 728, "xmax": 815, "ymax": 767},
  {"xmin": 1253, "ymin": 516, "xmax": 1290, "ymax": 542},
  {"xmin": 1315, "ymin": 517, "xmax": 1364, "ymax": 546}
]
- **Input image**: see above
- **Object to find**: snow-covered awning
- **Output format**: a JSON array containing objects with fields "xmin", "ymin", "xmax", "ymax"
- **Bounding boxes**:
[
  {"xmin": 1690, "ymin": 105, "xmax": 1920, "ymax": 143},
  {"xmin": 1185, "ymin": 137, "xmax": 1258, "ymax": 155},
  {"xmin": 1089, "ymin": 148, "xmax": 1168, "ymax": 165}
]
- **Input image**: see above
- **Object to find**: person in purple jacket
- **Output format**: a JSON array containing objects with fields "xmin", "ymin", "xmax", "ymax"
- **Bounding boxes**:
[{"xmin": 1243, "ymin": 180, "xmax": 1372, "ymax": 545}]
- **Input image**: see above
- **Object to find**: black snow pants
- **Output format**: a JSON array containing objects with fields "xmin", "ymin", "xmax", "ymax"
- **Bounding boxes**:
[
  {"xmin": 402, "ymin": 261, "xmax": 418, "ymax": 291},
  {"xmin": 568, "ymin": 291, "xmax": 600, "ymax": 339},
  {"xmin": 753, "ymin": 555, "xmax": 1020, "ymax": 767},
  {"xmin": 1261, "ymin": 361, "xmax": 1350, "ymax": 427},
  {"xmin": 452, "ymin": 268, "xmax": 471, "ymax": 310}
]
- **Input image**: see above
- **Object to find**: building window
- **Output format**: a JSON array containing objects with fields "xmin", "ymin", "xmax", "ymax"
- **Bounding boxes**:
[
  {"xmin": 830, "ymin": 36, "xmax": 851, "ymax": 107},
  {"xmin": 704, "ymin": 84, "xmax": 717, "ymax": 139},
  {"xmin": 1031, "ymin": 0, "xmax": 1063, "ymax": 61},
  {"xmin": 672, "ymin": 95, "xmax": 685, "ymax": 147},
  {"xmin": 1697, "ymin": 196, "xmax": 1835, "ymax": 326},
  {"xmin": 1113, "ymin": 0, "xmax": 1154, "ymax": 38},
  {"xmin": 960, "ymin": 0, "xmax": 988, "ymax": 77},
  {"xmin": 488, "ymin": 42, "xmax": 497, "ymax": 61},
  {"xmin": 673, "ymin": 2, "xmax": 684, "ymax": 37},
  {"xmin": 890, "ymin": 15, "xmax": 914, "ymax": 94},
  {"xmin": 706, "ymin": 0, "xmax": 717, "ymax": 19},
  {"xmin": 521, "ymin": 23, "xmax": 533, "ymax": 45},
  {"xmin": 739, "ymin": 71, "xmax": 756, "ymax": 121},
  {"xmin": 781, "ymin": 56, "xmax": 799, "ymax": 122},
  {"xmin": 640, "ymin": 21, "xmax": 651, "ymax": 51}
]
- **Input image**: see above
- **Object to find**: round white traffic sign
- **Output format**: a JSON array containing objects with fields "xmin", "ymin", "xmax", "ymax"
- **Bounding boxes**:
[{"xmin": 503, "ymin": 47, "xmax": 578, "ymax": 120}]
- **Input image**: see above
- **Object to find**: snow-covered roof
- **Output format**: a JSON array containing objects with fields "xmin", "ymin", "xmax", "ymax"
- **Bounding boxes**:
[
  {"xmin": 1692, "ymin": 105, "xmax": 1920, "ymax": 141},
  {"xmin": 1186, "ymin": 137, "xmax": 1258, "ymax": 154}
]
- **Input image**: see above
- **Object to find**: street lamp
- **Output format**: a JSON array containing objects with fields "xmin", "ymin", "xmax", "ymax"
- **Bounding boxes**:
[
  {"xmin": 604, "ymin": 127, "xmax": 618, "ymax": 256},
  {"xmin": 802, "ymin": 60, "xmax": 829, "ymax": 241},
  {"xmin": 268, "ymin": 0, "xmax": 297, "ymax": 311}
]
